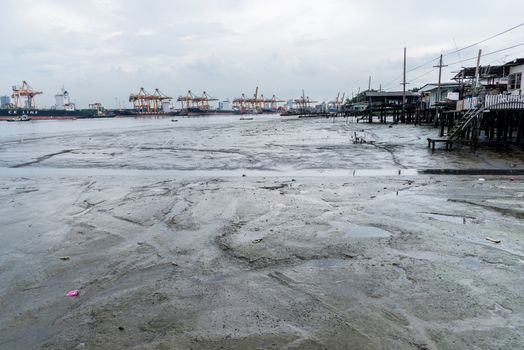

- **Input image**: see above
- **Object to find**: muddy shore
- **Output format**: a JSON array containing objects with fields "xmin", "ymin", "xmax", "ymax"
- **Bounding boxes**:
[{"xmin": 0, "ymin": 116, "xmax": 523, "ymax": 349}]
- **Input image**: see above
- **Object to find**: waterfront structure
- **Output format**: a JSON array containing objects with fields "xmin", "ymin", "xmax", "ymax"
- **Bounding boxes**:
[{"xmin": 419, "ymin": 83, "xmax": 461, "ymax": 109}]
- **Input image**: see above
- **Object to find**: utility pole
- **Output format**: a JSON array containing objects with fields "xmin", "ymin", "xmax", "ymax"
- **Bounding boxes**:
[
  {"xmin": 434, "ymin": 54, "xmax": 448, "ymax": 135},
  {"xmin": 474, "ymin": 49, "xmax": 482, "ymax": 90},
  {"xmin": 401, "ymin": 47, "xmax": 407, "ymax": 123},
  {"xmin": 434, "ymin": 54, "xmax": 448, "ymax": 106}
]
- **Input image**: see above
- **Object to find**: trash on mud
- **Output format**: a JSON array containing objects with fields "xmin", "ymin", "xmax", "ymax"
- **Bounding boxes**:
[
  {"xmin": 66, "ymin": 289, "xmax": 80, "ymax": 297},
  {"xmin": 59, "ymin": 256, "xmax": 71, "ymax": 261},
  {"xmin": 252, "ymin": 239, "xmax": 264, "ymax": 243},
  {"xmin": 261, "ymin": 184, "xmax": 288, "ymax": 190},
  {"xmin": 486, "ymin": 237, "xmax": 501, "ymax": 244},
  {"xmin": 478, "ymin": 178, "xmax": 486, "ymax": 183},
  {"xmin": 352, "ymin": 132, "xmax": 373, "ymax": 144}
]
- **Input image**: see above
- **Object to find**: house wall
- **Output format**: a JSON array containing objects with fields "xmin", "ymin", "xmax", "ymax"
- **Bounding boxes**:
[
  {"xmin": 424, "ymin": 87, "xmax": 458, "ymax": 108},
  {"xmin": 508, "ymin": 64, "xmax": 524, "ymax": 95}
]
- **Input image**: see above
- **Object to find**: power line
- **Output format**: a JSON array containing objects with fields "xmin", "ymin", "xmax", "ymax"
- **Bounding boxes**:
[
  {"xmin": 406, "ymin": 56, "xmax": 440, "ymax": 73},
  {"xmin": 446, "ymin": 41, "xmax": 524, "ymax": 67},
  {"xmin": 407, "ymin": 67, "xmax": 439, "ymax": 84},
  {"xmin": 379, "ymin": 23, "xmax": 524, "ymax": 90},
  {"xmin": 442, "ymin": 21, "xmax": 524, "ymax": 58},
  {"xmin": 405, "ymin": 22, "xmax": 524, "ymax": 74},
  {"xmin": 382, "ymin": 73, "xmax": 403, "ymax": 91}
]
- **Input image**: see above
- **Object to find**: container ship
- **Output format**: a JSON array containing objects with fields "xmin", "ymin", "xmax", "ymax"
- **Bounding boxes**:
[{"xmin": 0, "ymin": 81, "xmax": 108, "ymax": 120}]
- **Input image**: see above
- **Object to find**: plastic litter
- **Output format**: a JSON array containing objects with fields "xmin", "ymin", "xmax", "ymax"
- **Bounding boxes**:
[
  {"xmin": 66, "ymin": 289, "xmax": 80, "ymax": 297},
  {"xmin": 478, "ymin": 178, "xmax": 485, "ymax": 183}
]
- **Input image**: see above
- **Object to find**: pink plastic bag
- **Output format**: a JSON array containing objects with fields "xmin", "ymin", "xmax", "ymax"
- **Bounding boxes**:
[{"xmin": 66, "ymin": 289, "xmax": 80, "ymax": 297}]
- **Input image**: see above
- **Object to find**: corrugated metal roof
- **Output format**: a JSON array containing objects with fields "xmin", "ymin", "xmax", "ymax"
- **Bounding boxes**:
[{"xmin": 365, "ymin": 91, "xmax": 420, "ymax": 97}]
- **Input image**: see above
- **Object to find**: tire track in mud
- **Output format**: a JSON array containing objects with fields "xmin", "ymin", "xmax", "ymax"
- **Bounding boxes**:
[
  {"xmin": 11, "ymin": 149, "xmax": 74, "ymax": 168},
  {"xmin": 370, "ymin": 143, "xmax": 406, "ymax": 169},
  {"xmin": 267, "ymin": 271, "xmax": 377, "ymax": 348}
]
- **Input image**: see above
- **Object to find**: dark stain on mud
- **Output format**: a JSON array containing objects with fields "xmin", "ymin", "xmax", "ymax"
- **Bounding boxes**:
[{"xmin": 11, "ymin": 150, "xmax": 74, "ymax": 168}]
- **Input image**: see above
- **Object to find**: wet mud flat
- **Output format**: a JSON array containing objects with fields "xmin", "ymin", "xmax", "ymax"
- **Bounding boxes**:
[
  {"xmin": 0, "ymin": 174, "xmax": 523, "ymax": 349},
  {"xmin": 0, "ymin": 117, "xmax": 523, "ymax": 349}
]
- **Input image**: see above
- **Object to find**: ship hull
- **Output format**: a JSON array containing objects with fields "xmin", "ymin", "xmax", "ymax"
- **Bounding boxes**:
[
  {"xmin": 0, "ymin": 108, "xmax": 100, "ymax": 120},
  {"xmin": 113, "ymin": 109, "xmax": 180, "ymax": 117}
]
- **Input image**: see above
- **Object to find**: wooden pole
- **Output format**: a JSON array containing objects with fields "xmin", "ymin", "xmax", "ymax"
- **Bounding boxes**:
[
  {"xmin": 402, "ymin": 47, "xmax": 406, "ymax": 122},
  {"xmin": 434, "ymin": 54, "xmax": 448, "ymax": 135},
  {"xmin": 474, "ymin": 49, "xmax": 482, "ymax": 90}
]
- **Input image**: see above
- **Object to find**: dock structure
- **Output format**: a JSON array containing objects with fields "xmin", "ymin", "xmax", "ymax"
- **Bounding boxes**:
[
  {"xmin": 354, "ymin": 91, "xmax": 420, "ymax": 124},
  {"xmin": 342, "ymin": 57, "xmax": 524, "ymax": 150}
]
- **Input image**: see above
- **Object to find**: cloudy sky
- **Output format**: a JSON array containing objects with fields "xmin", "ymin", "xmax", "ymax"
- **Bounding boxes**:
[{"xmin": 1, "ymin": 0, "xmax": 524, "ymax": 108}]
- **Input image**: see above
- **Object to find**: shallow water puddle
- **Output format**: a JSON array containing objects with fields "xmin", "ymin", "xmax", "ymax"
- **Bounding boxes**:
[
  {"xmin": 329, "ymin": 221, "xmax": 392, "ymax": 238},
  {"xmin": 423, "ymin": 213, "xmax": 466, "ymax": 224},
  {"xmin": 462, "ymin": 256, "xmax": 481, "ymax": 269}
]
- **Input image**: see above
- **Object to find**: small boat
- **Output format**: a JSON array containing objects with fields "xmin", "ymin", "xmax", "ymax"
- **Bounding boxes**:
[
  {"xmin": 239, "ymin": 117, "xmax": 253, "ymax": 120},
  {"xmin": 6, "ymin": 114, "xmax": 32, "ymax": 122}
]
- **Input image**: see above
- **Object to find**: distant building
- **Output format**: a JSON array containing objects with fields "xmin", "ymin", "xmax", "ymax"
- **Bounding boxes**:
[
  {"xmin": 0, "ymin": 95, "xmax": 9, "ymax": 108},
  {"xmin": 218, "ymin": 99, "xmax": 231, "ymax": 111}
]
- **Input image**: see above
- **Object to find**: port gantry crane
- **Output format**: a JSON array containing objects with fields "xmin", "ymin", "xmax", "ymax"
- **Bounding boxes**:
[
  {"xmin": 264, "ymin": 94, "xmax": 285, "ymax": 111},
  {"xmin": 328, "ymin": 92, "xmax": 346, "ymax": 112},
  {"xmin": 234, "ymin": 87, "xmax": 284, "ymax": 114},
  {"xmin": 294, "ymin": 90, "xmax": 317, "ymax": 114},
  {"xmin": 11, "ymin": 81, "xmax": 43, "ymax": 109},
  {"xmin": 177, "ymin": 90, "xmax": 218, "ymax": 112},
  {"xmin": 129, "ymin": 87, "xmax": 172, "ymax": 113}
]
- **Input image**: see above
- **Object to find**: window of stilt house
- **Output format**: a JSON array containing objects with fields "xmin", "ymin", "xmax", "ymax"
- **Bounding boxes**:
[{"xmin": 509, "ymin": 72, "xmax": 522, "ymax": 90}]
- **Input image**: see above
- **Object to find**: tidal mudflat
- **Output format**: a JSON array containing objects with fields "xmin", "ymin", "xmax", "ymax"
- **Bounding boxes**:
[{"xmin": 1, "ymin": 116, "xmax": 523, "ymax": 349}]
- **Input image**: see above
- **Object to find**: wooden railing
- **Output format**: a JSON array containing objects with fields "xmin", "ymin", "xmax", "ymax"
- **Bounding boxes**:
[
  {"xmin": 457, "ymin": 94, "xmax": 524, "ymax": 110},
  {"xmin": 484, "ymin": 94, "xmax": 524, "ymax": 110}
]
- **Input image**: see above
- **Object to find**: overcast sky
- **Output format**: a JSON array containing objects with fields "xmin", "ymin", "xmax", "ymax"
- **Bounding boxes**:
[{"xmin": 1, "ymin": 0, "xmax": 524, "ymax": 108}]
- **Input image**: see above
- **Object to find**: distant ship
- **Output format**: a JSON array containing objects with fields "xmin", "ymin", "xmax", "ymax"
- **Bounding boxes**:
[{"xmin": 0, "ymin": 81, "xmax": 108, "ymax": 120}]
